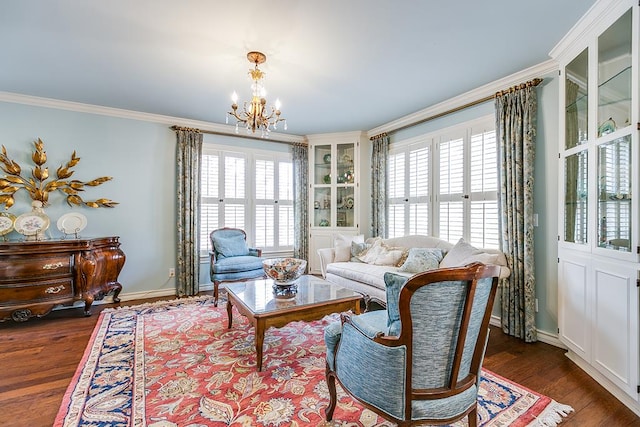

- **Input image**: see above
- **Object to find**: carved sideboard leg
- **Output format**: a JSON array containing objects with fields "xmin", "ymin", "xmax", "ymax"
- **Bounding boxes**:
[{"xmin": 112, "ymin": 283, "xmax": 122, "ymax": 303}]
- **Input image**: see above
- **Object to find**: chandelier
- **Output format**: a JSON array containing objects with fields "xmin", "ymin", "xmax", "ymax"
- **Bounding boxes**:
[{"xmin": 226, "ymin": 51, "xmax": 287, "ymax": 137}]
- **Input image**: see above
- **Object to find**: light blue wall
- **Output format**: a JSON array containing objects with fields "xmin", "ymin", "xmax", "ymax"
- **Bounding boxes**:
[
  {"xmin": 0, "ymin": 101, "xmax": 179, "ymax": 296},
  {"xmin": 0, "ymin": 71, "xmax": 563, "ymax": 335},
  {"xmin": 390, "ymin": 69, "xmax": 561, "ymax": 336}
]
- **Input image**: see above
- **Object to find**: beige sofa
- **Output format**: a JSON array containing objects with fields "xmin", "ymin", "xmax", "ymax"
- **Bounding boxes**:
[{"xmin": 317, "ymin": 235, "xmax": 510, "ymax": 302}]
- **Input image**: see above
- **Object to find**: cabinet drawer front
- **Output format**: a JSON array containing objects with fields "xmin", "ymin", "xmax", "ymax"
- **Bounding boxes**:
[
  {"xmin": 0, "ymin": 279, "xmax": 74, "ymax": 304},
  {"xmin": 0, "ymin": 255, "xmax": 72, "ymax": 279}
]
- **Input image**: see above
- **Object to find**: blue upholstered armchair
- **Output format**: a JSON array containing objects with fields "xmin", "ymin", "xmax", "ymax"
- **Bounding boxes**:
[
  {"xmin": 324, "ymin": 262, "xmax": 500, "ymax": 426},
  {"xmin": 209, "ymin": 228, "xmax": 265, "ymax": 306}
]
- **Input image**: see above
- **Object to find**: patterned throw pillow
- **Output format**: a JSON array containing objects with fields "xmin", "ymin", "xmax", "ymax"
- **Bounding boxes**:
[
  {"xmin": 350, "ymin": 241, "xmax": 371, "ymax": 262},
  {"xmin": 398, "ymin": 248, "xmax": 444, "ymax": 274}
]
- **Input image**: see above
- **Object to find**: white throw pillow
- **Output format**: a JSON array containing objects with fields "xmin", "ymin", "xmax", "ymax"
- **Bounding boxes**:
[
  {"xmin": 334, "ymin": 234, "xmax": 364, "ymax": 262},
  {"xmin": 440, "ymin": 238, "xmax": 502, "ymax": 268}
]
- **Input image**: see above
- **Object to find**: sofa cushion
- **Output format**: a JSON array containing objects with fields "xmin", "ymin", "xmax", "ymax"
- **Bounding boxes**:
[
  {"xmin": 398, "ymin": 248, "xmax": 444, "ymax": 274},
  {"xmin": 326, "ymin": 262, "xmax": 407, "ymax": 291},
  {"xmin": 211, "ymin": 255, "xmax": 263, "ymax": 274},
  {"xmin": 440, "ymin": 238, "xmax": 505, "ymax": 269},
  {"xmin": 334, "ymin": 234, "xmax": 364, "ymax": 262},
  {"xmin": 212, "ymin": 234, "xmax": 249, "ymax": 259}
]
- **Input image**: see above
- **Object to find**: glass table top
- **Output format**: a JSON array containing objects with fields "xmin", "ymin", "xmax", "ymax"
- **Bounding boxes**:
[{"xmin": 225, "ymin": 276, "xmax": 361, "ymax": 314}]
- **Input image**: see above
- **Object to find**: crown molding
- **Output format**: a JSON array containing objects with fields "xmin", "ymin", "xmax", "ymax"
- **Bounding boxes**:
[
  {"xmin": 305, "ymin": 130, "xmax": 366, "ymax": 143},
  {"xmin": 549, "ymin": 0, "xmax": 631, "ymax": 62},
  {"xmin": 0, "ymin": 91, "xmax": 304, "ymax": 143},
  {"xmin": 367, "ymin": 59, "xmax": 558, "ymax": 138}
]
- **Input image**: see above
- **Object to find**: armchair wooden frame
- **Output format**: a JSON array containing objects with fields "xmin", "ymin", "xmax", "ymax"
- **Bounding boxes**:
[
  {"xmin": 210, "ymin": 227, "xmax": 265, "ymax": 306},
  {"xmin": 325, "ymin": 262, "xmax": 500, "ymax": 426}
]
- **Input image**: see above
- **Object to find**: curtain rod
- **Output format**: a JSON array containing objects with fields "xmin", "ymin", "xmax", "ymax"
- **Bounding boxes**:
[
  {"xmin": 370, "ymin": 77, "xmax": 543, "ymax": 140},
  {"xmin": 170, "ymin": 126, "xmax": 307, "ymax": 146}
]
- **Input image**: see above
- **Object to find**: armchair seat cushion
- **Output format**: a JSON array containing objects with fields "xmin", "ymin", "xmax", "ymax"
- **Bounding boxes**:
[
  {"xmin": 211, "ymin": 255, "xmax": 264, "ymax": 274},
  {"xmin": 325, "ymin": 310, "xmax": 390, "ymax": 371}
]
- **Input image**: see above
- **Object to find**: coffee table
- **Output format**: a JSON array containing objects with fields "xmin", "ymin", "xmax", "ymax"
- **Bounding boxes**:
[{"xmin": 225, "ymin": 275, "xmax": 362, "ymax": 371}]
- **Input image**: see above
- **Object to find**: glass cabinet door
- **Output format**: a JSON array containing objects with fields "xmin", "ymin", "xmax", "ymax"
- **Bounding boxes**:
[
  {"xmin": 314, "ymin": 144, "xmax": 332, "ymax": 185},
  {"xmin": 597, "ymin": 9, "xmax": 632, "ymax": 137},
  {"xmin": 336, "ymin": 186, "xmax": 355, "ymax": 227},
  {"xmin": 336, "ymin": 143, "xmax": 355, "ymax": 184},
  {"xmin": 313, "ymin": 187, "xmax": 331, "ymax": 227},
  {"xmin": 564, "ymin": 150, "xmax": 588, "ymax": 244},
  {"xmin": 565, "ymin": 49, "xmax": 588, "ymax": 149},
  {"xmin": 597, "ymin": 135, "xmax": 631, "ymax": 251}
]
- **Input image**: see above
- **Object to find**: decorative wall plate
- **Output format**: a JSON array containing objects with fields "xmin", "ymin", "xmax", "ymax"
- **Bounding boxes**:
[
  {"xmin": 323, "ymin": 153, "xmax": 331, "ymax": 164},
  {"xmin": 344, "ymin": 196, "xmax": 355, "ymax": 209},
  {"xmin": 57, "ymin": 212, "xmax": 88, "ymax": 235},
  {"xmin": 15, "ymin": 211, "xmax": 50, "ymax": 236},
  {"xmin": 0, "ymin": 212, "xmax": 16, "ymax": 236}
]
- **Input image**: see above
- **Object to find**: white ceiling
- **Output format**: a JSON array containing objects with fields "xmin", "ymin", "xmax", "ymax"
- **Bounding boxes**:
[{"xmin": 0, "ymin": 1, "xmax": 597, "ymax": 136}]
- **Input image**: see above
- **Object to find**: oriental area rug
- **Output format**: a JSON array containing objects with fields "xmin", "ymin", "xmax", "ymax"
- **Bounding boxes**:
[{"xmin": 55, "ymin": 296, "xmax": 573, "ymax": 427}]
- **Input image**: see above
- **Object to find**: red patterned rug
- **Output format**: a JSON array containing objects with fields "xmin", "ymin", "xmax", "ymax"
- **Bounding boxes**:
[{"xmin": 55, "ymin": 296, "xmax": 573, "ymax": 426}]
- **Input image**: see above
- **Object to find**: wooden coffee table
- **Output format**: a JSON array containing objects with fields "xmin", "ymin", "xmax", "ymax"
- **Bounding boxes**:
[{"xmin": 225, "ymin": 275, "xmax": 362, "ymax": 371}]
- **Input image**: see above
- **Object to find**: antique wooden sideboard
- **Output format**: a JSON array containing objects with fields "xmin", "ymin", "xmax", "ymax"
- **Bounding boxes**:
[{"xmin": 0, "ymin": 236, "xmax": 125, "ymax": 322}]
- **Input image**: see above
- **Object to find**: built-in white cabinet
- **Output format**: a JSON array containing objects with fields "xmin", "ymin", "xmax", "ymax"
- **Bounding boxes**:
[
  {"xmin": 552, "ymin": 0, "xmax": 640, "ymax": 413},
  {"xmin": 307, "ymin": 132, "xmax": 369, "ymax": 274}
]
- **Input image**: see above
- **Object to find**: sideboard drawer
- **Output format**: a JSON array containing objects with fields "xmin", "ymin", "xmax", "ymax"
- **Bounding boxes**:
[
  {"xmin": 0, "ymin": 278, "xmax": 74, "ymax": 304},
  {"xmin": 0, "ymin": 255, "xmax": 72, "ymax": 280}
]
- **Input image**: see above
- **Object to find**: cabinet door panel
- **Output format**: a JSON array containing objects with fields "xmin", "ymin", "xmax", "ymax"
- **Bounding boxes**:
[
  {"xmin": 592, "ymin": 259, "xmax": 639, "ymax": 400},
  {"xmin": 558, "ymin": 255, "xmax": 591, "ymax": 360}
]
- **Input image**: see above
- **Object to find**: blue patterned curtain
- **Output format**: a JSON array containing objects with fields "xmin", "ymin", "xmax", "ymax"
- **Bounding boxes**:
[
  {"xmin": 495, "ymin": 83, "xmax": 538, "ymax": 342},
  {"xmin": 292, "ymin": 143, "xmax": 309, "ymax": 262},
  {"xmin": 371, "ymin": 134, "xmax": 389, "ymax": 238},
  {"xmin": 175, "ymin": 128, "xmax": 203, "ymax": 297}
]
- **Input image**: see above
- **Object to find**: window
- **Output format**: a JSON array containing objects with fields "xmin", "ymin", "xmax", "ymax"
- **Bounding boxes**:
[
  {"xmin": 388, "ymin": 141, "xmax": 430, "ymax": 238},
  {"xmin": 200, "ymin": 146, "xmax": 293, "ymax": 256},
  {"xmin": 388, "ymin": 116, "xmax": 500, "ymax": 249}
]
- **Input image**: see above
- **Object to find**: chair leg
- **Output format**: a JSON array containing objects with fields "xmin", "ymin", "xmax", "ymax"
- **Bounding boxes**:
[
  {"xmin": 468, "ymin": 404, "xmax": 478, "ymax": 427},
  {"xmin": 213, "ymin": 281, "xmax": 220, "ymax": 307},
  {"xmin": 325, "ymin": 364, "xmax": 338, "ymax": 421}
]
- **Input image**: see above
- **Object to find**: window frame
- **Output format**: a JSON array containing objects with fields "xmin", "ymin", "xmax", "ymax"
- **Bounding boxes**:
[
  {"xmin": 388, "ymin": 115, "xmax": 500, "ymax": 249},
  {"xmin": 200, "ymin": 144, "xmax": 294, "ymax": 258}
]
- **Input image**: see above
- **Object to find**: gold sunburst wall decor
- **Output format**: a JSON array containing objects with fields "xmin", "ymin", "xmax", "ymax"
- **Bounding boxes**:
[{"xmin": 0, "ymin": 138, "xmax": 118, "ymax": 209}]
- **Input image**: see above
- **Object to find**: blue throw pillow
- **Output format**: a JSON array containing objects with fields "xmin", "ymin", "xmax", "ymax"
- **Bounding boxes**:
[
  {"xmin": 384, "ymin": 272, "xmax": 409, "ymax": 336},
  {"xmin": 213, "ymin": 234, "xmax": 249, "ymax": 259},
  {"xmin": 398, "ymin": 247, "xmax": 444, "ymax": 273}
]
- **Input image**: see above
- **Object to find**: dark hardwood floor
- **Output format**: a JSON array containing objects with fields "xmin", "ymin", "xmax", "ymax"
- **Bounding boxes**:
[{"xmin": 1, "ymin": 295, "xmax": 639, "ymax": 427}]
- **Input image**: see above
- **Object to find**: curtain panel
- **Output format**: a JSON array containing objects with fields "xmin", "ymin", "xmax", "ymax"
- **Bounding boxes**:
[
  {"xmin": 176, "ymin": 129, "xmax": 203, "ymax": 297},
  {"xmin": 495, "ymin": 86, "xmax": 538, "ymax": 342},
  {"xmin": 292, "ymin": 143, "xmax": 309, "ymax": 264},
  {"xmin": 371, "ymin": 134, "xmax": 389, "ymax": 238}
]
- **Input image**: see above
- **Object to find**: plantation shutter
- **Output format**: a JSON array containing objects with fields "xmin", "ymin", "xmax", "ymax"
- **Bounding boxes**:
[
  {"xmin": 200, "ymin": 153, "xmax": 220, "ymax": 253},
  {"xmin": 408, "ymin": 146, "xmax": 429, "ymax": 235},
  {"xmin": 469, "ymin": 129, "xmax": 499, "ymax": 248},
  {"xmin": 439, "ymin": 136, "xmax": 464, "ymax": 242},
  {"xmin": 388, "ymin": 152, "xmax": 406, "ymax": 238},
  {"xmin": 223, "ymin": 154, "xmax": 246, "ymax": 230},
  {"xmin": 255, "ymin": 159, "xmax": 275, "ymax": 248},
  {"xmin": 278, "ymin": 161, "xmax": 294, "ymax": 247}
]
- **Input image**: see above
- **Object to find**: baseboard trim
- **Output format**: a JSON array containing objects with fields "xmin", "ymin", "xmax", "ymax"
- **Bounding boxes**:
[
  {"xmin": 490, "ymin": 314, "xmax": 566, "ymax": 349},
  {"xmin": 565, "ymin": 350, "xmax": 640, "ymax": 417},
  {"xmin": 53, "ymin": 284, "xmax": 216, "ymax": 312}
]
